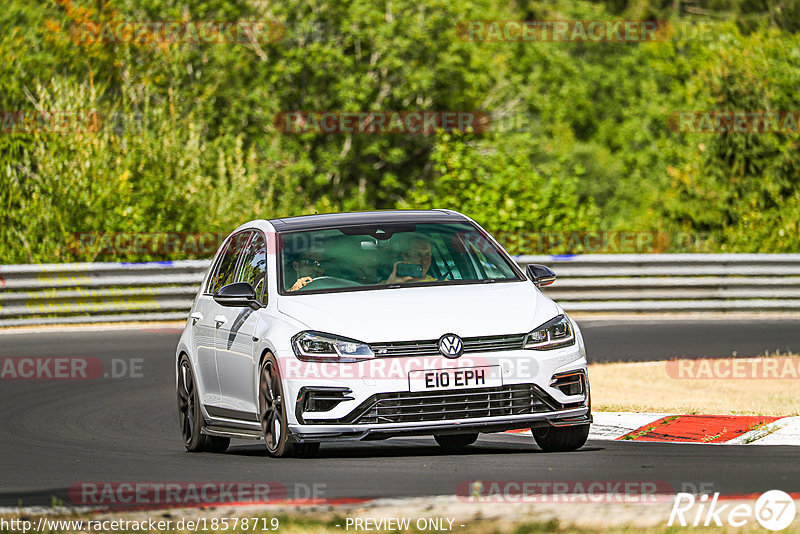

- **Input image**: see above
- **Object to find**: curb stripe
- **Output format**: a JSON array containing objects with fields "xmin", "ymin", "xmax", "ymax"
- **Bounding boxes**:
[
  {"xmin": 617, "ymin": 415, "xmax": 784, "ymax": 443},
  {"xmin": 504, "ymin": 413, "xmax": 797, "ymax": 445}
]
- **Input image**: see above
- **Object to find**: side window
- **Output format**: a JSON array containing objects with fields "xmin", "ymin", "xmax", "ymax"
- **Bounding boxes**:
[
  {"xmin": 209, "ymin": 232, "xmax": 250, "ymax": 294},
  {"xmin": 237, "ymin": 231, "xmax": 267, "ymax": 302}
]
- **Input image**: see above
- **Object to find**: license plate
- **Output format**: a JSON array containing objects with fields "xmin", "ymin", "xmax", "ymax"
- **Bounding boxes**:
[{"xmin": 408, "ymin": 366, "xmax": 502, "ymax": 392}]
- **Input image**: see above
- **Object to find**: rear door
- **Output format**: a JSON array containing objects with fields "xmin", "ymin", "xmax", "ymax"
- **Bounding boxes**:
[{"xmin": 192, "ymin": 294, "xmax": 222, "ymax": 407}]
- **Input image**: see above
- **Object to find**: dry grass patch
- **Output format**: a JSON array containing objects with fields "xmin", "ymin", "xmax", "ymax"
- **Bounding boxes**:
[{"xmin": 589, "ymin": 354, "xmax": 800, "ymax": 416}]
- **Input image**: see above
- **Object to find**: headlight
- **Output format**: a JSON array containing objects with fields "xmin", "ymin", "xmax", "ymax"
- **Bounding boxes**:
[
  {"xmin": 523, "ymin": 315, "xmax": 575, "ymax": 350},
  {"xmin": 292, "ymin": 331, "xmax": 375, "ymax": 362}
]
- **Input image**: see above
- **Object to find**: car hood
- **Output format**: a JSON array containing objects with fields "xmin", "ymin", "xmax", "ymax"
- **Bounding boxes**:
[{"xmin": 276, "ymin": 281, "xmax": 559, "ymax": 342}]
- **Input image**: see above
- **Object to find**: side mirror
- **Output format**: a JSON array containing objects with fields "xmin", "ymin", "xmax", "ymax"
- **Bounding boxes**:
[
  {"xmin": 213, "ymin": 282, "xmax": 263, "ymax": 310},
  {"xmin": 526, "ymin": 264, "xmax": 556, "ymax": 288}
]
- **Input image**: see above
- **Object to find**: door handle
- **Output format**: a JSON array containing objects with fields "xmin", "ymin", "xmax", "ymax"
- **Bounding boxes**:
[
  {"xmin": 190, "ymin": 312, "xmax": 203, "ymax": 324},
  {"xmin": 214, "ymin": 315, "xmax": 227, "ymax": 326}
]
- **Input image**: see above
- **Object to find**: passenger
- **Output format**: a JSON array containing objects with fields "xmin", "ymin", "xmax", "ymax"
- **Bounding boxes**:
[{"xmin": 384, "ymin": 237, "xmax": 437, "ymax": 284}]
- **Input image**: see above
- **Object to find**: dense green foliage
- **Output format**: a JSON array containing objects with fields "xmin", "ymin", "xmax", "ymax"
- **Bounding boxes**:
[{"xmin": 1, "ymin": 0, "xmax": 799, "ymax": 262}]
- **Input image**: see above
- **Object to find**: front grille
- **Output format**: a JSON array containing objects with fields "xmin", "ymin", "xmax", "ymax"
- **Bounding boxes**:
[
  {"xmin": 463, "ymin": 333, "xmax": 527, "ymax": 352},
  {"xmin": 371, "ymin": 333, "xmax": 526, "ymax": 357},
  {"xmin": 354, "ymin": 384, "xmax": 553, "ymax": 425}
]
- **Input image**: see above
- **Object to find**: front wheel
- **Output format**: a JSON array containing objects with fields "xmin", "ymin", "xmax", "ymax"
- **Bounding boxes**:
[
  {"xmin": 259, "ymin": 354, "xmax": 320, "ymax": 458},
  {"xmin": 434, "ymin": 433, "xmax": 478, "ymax": 449},
  {"xmin": 532, "ymin": 424, "xmax": 590, "ymax": 452}
]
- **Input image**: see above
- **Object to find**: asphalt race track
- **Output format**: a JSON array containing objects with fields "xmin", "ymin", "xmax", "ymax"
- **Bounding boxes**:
[
  {"xmin": 578, "ymin": 318, "xmax": 800, "ymax": 362},
  {"xmin": 1, "ymin": 319, "xmax": 799, "ymax": 506}
]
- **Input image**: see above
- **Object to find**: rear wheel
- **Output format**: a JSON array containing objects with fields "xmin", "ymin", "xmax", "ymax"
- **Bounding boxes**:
[
  {"xmin": 532, "ymin": 424, "xmax": 589, "ymax": 452},
  {"xmin": 259, "ymin": 354, "xmax": 320, "ymax": 458},
  {"xmin": 434, "ymin": 433, "xmax": 478, "ymax": 449},
  {"xmin": 177, "ymin": 355, "xmax": 230, "ymax": 453}
]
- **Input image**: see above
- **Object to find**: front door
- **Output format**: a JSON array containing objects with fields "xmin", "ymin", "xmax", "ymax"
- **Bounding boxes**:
[{"xmin": 216, "ymin": 231, "xmax": 267, "ymax": 419}]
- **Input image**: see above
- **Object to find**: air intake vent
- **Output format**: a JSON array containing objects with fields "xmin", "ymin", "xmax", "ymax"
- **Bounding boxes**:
[
  {"xmin": 354, "ymin": 384, "xmax": 553, "ymax": 425},
  {"xmin": 549, "ymin": 371, "xmax": 586, "ymax": 396}
]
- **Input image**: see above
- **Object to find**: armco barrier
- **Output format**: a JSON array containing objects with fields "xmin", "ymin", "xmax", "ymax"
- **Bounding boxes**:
[
  {"xmin": 0, "ymin": 261, "xmax": 210, "ymax": 327},
  {"xmin": 521, "ymin": 254, "xmax": 800, "ymax": 312},
  {"xmin": 1, "ymin": 254, "xmax": 800, "ymax": 326}
]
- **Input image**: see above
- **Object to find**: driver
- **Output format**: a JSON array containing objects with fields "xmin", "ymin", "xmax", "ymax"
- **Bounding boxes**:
[
  {"xmin": 288, "ymin": 250, "xmax": 325, "ymax": 291},
  {"xmin": 384, "ymin": 237, "xmax": 438, "ymax": 284}
]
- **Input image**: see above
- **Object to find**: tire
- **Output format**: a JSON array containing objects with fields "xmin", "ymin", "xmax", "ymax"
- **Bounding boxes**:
[
  {"xmin": 177, "ymin": 355, "xmax": 230, "ymax": 453},
  {"xmin": 258, "ymin": 354, "xmax": 319, "ymax": 458},
  {"xmin": 434, "ymin": 433, "xmax": 478, "ymax": 449},
  {"xmin": 532, "ymin": 424, "xmax": 590, "ymax": 452}
]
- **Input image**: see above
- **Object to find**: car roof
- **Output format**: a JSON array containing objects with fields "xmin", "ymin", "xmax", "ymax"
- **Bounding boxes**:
[{"xmin": 268, "ymin": 209, "xmax": 469, "ymax": 232}]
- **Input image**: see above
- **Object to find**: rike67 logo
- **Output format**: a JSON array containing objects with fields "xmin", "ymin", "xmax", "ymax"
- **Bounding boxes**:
[{"xmin": 669, "ymin": 490, "xmax": 797, "ymax": 531}]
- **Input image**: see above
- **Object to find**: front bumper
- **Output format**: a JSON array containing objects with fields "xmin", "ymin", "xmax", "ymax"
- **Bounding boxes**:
[{"xmin": 279, "ymin": 343, "xmax": 590, "ymax": 442}]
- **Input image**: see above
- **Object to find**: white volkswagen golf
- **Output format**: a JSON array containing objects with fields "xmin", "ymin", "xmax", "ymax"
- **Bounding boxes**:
[{"xmin": 176, "ymin": 210, "xmax": 590, "ymax": 457}]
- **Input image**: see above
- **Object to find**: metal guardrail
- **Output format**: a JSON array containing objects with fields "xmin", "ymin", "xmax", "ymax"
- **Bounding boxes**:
[
  {"xmin": 520, "ymin": 254, "xmax": 800, "ymax": 312},
  {"xmin": 0, "ymin": 261, "xmax": 210, "ymax": 327},
  {"xmin": 2, "ymin": 254, "xmax": 800, "ymax": 326}
]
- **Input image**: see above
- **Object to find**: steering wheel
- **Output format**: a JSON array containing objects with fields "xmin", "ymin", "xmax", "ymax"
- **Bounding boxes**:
[{"xmin": 297, "ymin": 276, "xmax": 361, "ymax": 291}]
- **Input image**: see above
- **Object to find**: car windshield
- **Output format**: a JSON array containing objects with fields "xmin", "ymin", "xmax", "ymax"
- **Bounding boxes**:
[{"xmin": 278, "ymin": 222, "xmax": 522, "ymax": 294}]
